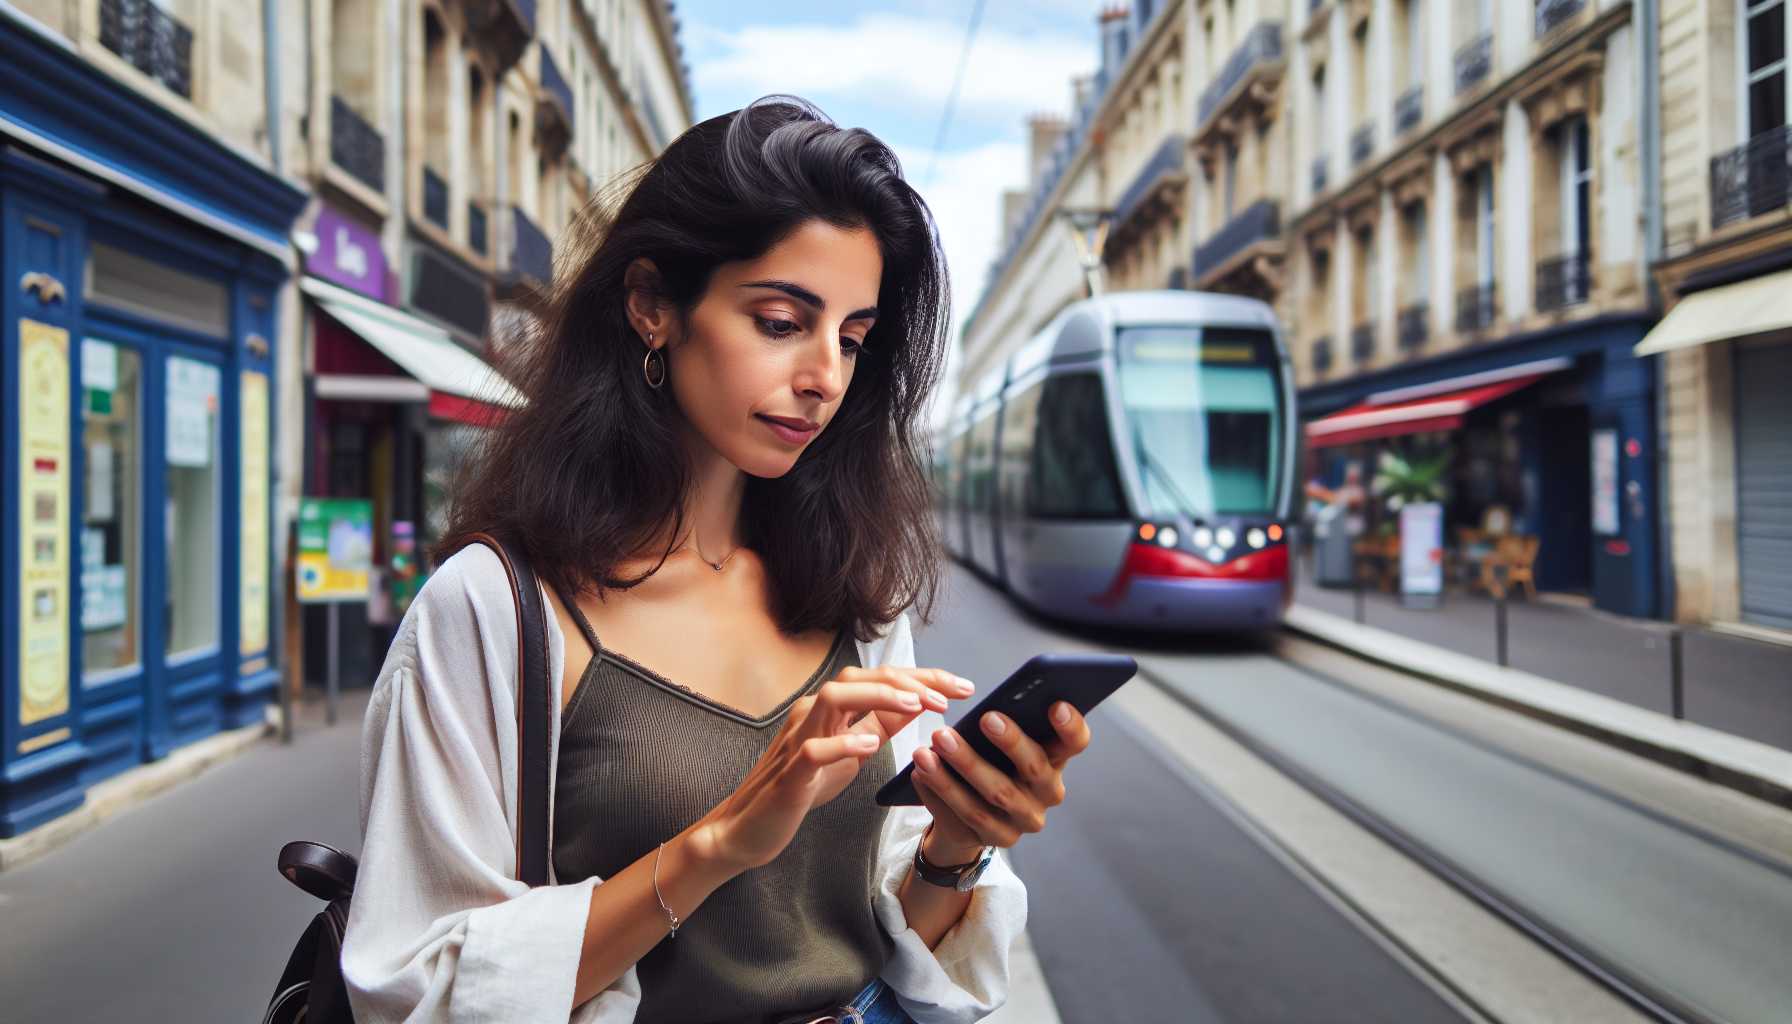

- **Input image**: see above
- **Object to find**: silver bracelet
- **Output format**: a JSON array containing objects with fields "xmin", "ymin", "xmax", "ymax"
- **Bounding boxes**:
[{"xmin": 652, "ymin": 841, "xmax": 681, "ymax": 938}]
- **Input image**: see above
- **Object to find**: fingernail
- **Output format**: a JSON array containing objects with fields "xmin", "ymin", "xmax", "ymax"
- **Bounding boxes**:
[
  {"xmin": 954, "ymin": 676, "xmax": 976, "ymax": 694},
  {"xmin": 900, "ymin": 692, "xmax": 921, "ymax": 710},
  {"xmin": 934, "ymin": 729, "xmax": 959, "ymax": 754},
  {"xmin": 914, "ymin": 748, "xmax": 937, "ymax": 772},
  {"xmin": 851, "ymin": 733, "xmax": 879, "ymax": 751},
  {"xmin": 923, "ymin": 690, "xmax": 949, "ymax": 711},
  {"xmin": 983, "ymin": 712, "xmax": 1007, "ymax": 736},
  {"xmin": 1051, "ymin": 702, "xmax": 1073, "ymax": 725}
]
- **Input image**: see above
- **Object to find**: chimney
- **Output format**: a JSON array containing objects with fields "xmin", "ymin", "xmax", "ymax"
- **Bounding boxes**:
[
  {"xmin": 1025, "ymin": 113, "xmax": 1068, "ymax": 193},
  {"xmin": 1098, "ymin": 4, "xmax": 1130, "ymax": 77},
  {"xmin": 1001, "ymin": 189, "xmax": 1029, "ymax": 240},
  {"xmin": 1070, "ymin": 73, "xmax": 1096, "ymax": 116}
]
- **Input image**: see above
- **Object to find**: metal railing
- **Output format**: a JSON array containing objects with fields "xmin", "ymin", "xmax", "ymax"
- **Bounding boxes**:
[
  {"xmin": 99, "ymin": 0, "xmax": 193, "ymax": 98},
  {"xmin": 1397, "ymin": 301, "xmax": 1429, "ymax": 350},
  {"xmin": 1193, "ymin": 199, "xmax": 1281, "ymax": 278},
  {"xmin": 1312, "ymin": 335, "xmax": 1334, "ymax": 373},
  {"xmin": 1350, "ymin": 321, "xmax": 1376, "ymax": 363},
  {"xmin": 1312, "ymin": 154, "xmax": 1330, "ymax": 195},
  {"xmin": 423, "ymin": 168, "xmax": 449, "ymax": 231},
  {"xmin": 1198, "ymin": 23, "xmax": 1284, "ymax": 128},
  {"xmin": 1710, "ymin": 125, "xmax": 1792, "ymax": 229},
  {"xmin": 1111, "ymin": 134, "xmax": 1188, "ymax": 230},
  {"xmin": 1455, "ymin": 282, "xmax": 1498, "ymax": 333},
  {"xmin": 1454, "ymin": 32, "xmax": 1493, "ymax": 95},
  {"xmin": 1395, "ymin": 85, "xmax": 1424, "ymax": 136},
  {"xmin": 469, "ymin": 202, "xmax": 488, "ymax": 257},
  {"xmin": 510, "ymin": 205, "xmax": 552, "ymax": 284},
  {"xmin": 330, "ymin": 95, "xmax": 386, "ymax": 194},
  {"xmin": 1535, "ymin": 252, "xmax": 1592, "ymax": 311},
  {"xmin": 1350, "ymin": 121, "xmax": 1375, "ymax": 167},
  {"xmin": 1535, "ymin": 0, "xmax": 1586, "ymax": 39}
]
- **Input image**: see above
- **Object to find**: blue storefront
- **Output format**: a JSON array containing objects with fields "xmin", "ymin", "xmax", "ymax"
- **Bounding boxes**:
[
  {"xmin": 0, "ymin": 19, "xmax": 305, "ymax": 837},
  {"xmin": 1300, "ymin": 315, "xmax": 1662, "ymax": 621}
]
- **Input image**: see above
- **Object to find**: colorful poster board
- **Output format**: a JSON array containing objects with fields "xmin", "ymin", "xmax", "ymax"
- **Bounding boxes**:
[
  {"xmin": 296, "ymin": 498, "xmax": 373, "ymax": 603},
  {"xmin": 1592, "ymin": 428, "xmax": 1620, "ymax": 536},
  {"xmin": 19, "ymin": 319, "xmax": 71, "ymax": 727},
  {"xmin": 240, "ymin": 371, "xmax": 270, "ymax": 652},
  {"xmin": 1399, "ymin": 501, "xmax": 1444, "ymax": 600}
]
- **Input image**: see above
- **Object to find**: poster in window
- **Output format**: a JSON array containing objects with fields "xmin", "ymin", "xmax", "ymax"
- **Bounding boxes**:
[
  {"xmin": 166, "ymin": 356, "xmax": 217, "ymax": 468},
  {"xmin": 1592, "ymin": 428, "xmax": 1619, "ymax": 536},
  {"xmin": 19, "ymin": 319, "xmax": 71, "ymax": 728},
  {"xmin": 240, "ymin": 371, "xmax": 270, "ymax": 655}
]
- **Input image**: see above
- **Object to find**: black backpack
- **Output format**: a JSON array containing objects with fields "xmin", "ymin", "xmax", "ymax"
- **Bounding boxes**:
[{"xmin": 263, "ymin": 533, "xmax": 553, "ymax": 1024}]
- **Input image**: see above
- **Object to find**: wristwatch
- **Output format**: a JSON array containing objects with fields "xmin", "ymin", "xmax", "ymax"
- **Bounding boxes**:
[{"xmin": 912, "ymin": 824, "xmax": 996, "ymax": 893}]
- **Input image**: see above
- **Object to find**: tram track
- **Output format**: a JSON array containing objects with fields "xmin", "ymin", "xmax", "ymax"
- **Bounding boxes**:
[{"xmin": 1131, "ymin": 650, "xmax": 1792, "ymax": 1024}]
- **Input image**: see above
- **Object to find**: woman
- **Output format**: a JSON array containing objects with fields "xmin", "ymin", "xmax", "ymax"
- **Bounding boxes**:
[{"xmin": 341, "ymin": 96, "xmax": 1093, "ymax": 1024}]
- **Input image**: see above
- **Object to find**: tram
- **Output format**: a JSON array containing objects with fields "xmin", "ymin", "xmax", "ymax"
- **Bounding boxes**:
[{"xmin": 935, "ymin": 290, "xmax": 1298, "ymax": 631}]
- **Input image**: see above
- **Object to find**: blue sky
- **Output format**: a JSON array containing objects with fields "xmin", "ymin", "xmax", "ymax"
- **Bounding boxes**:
[{"xmin": 674, "ymin": 1, "xmax": 1102, "ymax": 412}]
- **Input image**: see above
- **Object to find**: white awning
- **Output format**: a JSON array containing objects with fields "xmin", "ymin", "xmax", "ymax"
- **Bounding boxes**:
[
  {"xmin": 1635, "ymin": 269, "xmax": 1792, "ymax": 356},
  {"xmin": 300, "ymin": 276, "xmax": 525, "ymax": 409}
]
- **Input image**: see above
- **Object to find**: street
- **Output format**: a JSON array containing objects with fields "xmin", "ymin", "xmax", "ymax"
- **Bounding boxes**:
[{"xmin": 4, "ymin": 562, "xmax": 1788, "ymax": 1022}]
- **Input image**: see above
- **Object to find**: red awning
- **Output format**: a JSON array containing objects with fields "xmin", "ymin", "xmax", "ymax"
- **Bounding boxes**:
[{"xmin": 1306, "ymin": 375, "xmax": 1545, "ymax": 448}]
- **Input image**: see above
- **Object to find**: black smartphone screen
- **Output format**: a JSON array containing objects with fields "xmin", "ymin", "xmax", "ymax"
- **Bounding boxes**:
[{"xmin": 874, "ymin": 653, "xmax": 1137, "ymax": 806}]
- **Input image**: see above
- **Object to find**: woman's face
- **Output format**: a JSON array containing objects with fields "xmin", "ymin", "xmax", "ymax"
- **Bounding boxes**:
[{"xmin": 663, "ymin": 219, "xmax": 883, "ymax": 478}]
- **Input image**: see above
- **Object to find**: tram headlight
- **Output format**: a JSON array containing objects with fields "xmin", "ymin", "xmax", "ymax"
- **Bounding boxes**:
[
  {"xmin": 1247, "ymin": 528, "xmax": 1267, "ymax": 549},
  {"xmin": 1157, "ymin": 526, "xmax": 1178, "ymax": 547},
  {"xmin": 1207, "ymin": 546, "xmax": 1226, "ymax": 562},
  {"xmin": 1193, "ymin": 527, "xmax": 1214, "ymax": 548},
  {"xmin": 1216, "ymin": 527, "xmax": 1237, "ymax": 549}
]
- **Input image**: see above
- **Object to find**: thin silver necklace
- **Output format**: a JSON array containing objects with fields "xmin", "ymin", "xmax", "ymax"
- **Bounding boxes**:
[{"xmin": 683, "ymin": 529, "xmax": 742, "ymax": 573}]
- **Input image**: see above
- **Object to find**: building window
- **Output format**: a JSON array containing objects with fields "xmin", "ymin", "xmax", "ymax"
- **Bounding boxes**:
[
  {"xmin": 1223, "ymin": 138, "xmax": 1238, "ymax": 219},
  {"xmin": 81, "ymin": 340, "xmax": 142, "ymax": 679},
  {"xmin": 1744, "ymin": 0, "xmax": 1789, "ymax": 139},
  {"xmin": 1560, "ymin": 116, "xmax": 1591, "ymax": 256},
  {"xmin": 165, "ymin": 355, "xmax": 221, "ymax": 657},
  {"xmin": 1476, "ymin": 163, "xmax": 1495, "ymax": 284},
  {"xmin": 1405, "ymin": 201, "xmax": 1429, "ymax": 299}
]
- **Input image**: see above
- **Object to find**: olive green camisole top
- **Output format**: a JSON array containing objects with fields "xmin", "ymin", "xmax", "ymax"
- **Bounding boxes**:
[{"xmin": 550, "ymin": 591, "xmax": 897, "ymax": 1024}]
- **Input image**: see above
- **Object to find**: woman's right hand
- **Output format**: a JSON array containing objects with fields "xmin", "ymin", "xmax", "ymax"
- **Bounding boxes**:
[{"xmin": 694, "ymin": 666, "xmax": 972, "ymax": 872}]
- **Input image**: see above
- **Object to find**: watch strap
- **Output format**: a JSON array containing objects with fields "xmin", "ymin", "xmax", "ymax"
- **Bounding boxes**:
[{"xmin": 912, "ymin": 824, "xmax": 992, "ymax": 889}]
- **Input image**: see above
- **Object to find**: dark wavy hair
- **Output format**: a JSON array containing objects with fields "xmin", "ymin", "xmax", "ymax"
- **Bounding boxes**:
[{"xmin": 435, "ymin": 96, "xmax": 947, "ymax": 641}]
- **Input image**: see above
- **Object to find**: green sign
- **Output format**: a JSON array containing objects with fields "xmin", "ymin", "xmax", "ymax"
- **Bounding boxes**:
[{"xmin": 295, "ymin": 497, "xmax": 373, "ymax": 603}]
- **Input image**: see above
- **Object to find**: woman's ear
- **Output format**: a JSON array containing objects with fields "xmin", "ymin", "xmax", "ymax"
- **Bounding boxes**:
[{"xmin": 623, "ymin": 258, "xmax": 672, "ymax": 349}]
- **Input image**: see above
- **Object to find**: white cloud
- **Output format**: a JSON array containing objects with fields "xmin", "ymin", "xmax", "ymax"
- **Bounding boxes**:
[{"xmin": 692, "ymin": 12, "xmax": 1094, "ymax": 128}]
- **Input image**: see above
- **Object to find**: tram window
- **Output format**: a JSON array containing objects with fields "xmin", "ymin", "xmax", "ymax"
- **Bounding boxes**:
[
  {"xmin": 999, "ymin": 382, "xmax": 1043, "ymax": 518},
  {"xmin": 1031, "ymin": 374, "xmax": 1126, "ymax": 519},
  {"xmin": 969, "ymin": 414, "xmax": 999, "ymax": 511}
]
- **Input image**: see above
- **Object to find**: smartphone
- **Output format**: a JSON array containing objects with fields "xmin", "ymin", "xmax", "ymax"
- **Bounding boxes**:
[{"xmin": 874, "ymin": 653, "xmax": 1138, "ymax": 806}]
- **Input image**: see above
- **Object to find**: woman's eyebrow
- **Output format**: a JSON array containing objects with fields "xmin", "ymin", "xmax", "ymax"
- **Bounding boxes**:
[{"xmin": 739, "ymin": 279, "xmax": 878, "ymax": 320}]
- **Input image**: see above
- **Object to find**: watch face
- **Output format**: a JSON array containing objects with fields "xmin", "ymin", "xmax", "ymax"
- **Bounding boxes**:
[{"xmin": 955, "ymin": 848, "xmax": 995, "ymax": 892}]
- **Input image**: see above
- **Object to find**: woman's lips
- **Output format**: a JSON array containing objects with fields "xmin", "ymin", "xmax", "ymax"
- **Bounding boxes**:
[{"xmin": 757, "ymin": 414, "xmax": 819, "ymax": 444}]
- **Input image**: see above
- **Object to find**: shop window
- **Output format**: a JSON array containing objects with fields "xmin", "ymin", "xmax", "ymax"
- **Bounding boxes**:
[
  {"xmin": 86, "ymin": 242, "xmax": 229, "ymax": 337},
  {"xmin": 165, "ymin": 355, "xmax": 220, "ymax": 656},
  {"xmin": 81, "ymin": 340, "xmax": 142, "ymax": 679}
]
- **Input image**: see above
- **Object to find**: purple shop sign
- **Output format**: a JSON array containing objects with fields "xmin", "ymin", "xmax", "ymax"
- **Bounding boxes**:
[{"xmin": 311, "ymin": 205, "xmax": 390, "ymax": 302}]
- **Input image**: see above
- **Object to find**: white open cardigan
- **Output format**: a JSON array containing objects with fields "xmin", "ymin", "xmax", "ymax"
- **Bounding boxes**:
[{"xmin": 340, "ymin": 543, "xmax": 1028, "ymax": 1023}]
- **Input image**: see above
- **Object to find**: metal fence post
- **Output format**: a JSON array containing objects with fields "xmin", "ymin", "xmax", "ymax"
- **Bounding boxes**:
[
  {"xmin": 1495, "ymin": 587, "xmax": 1509, "ymax": 668},
  {"xmin": 1670, "ymin": 627, "xmax": 1685, "ymax": 720}
]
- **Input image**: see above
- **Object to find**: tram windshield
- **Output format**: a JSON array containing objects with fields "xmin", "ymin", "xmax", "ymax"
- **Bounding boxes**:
[{"xmin": 1116, "ymin": 326, "xmax": 1284, "ymax": 519}]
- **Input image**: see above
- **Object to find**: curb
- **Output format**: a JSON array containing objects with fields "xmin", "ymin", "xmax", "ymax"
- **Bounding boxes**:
[
  {"xmin": 0, "ymin": 706, "xmax": 280, "ymax": 874},
  {"xmin": 1283, "ymin": 604, "xmax": 1792, "ymax": 809}
]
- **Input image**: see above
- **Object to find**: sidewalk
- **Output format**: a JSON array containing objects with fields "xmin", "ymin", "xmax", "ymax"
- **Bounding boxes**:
[{"xmin": 1288, "ymin": 568, "xmax": 1792, "ymax": 806}]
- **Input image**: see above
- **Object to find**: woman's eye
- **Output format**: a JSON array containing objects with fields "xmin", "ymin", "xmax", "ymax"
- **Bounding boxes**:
[
  {"xmin": 755, "ymin": 316, "xmax": 800, "ymax": 338},
  {"xmin": 841, "ymin": 338, "xmax": 866, "ymax": 357}
]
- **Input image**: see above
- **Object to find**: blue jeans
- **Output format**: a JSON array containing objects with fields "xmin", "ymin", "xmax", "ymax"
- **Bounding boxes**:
[{"xmin": 800, "ymin": 977, "xmax": 916, "ymax": 1024}]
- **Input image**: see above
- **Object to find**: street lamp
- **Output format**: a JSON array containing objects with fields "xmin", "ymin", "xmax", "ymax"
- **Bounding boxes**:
[{"xmin": 1058, "ymin": 207, "xmax": 1114, "ymax": 298}]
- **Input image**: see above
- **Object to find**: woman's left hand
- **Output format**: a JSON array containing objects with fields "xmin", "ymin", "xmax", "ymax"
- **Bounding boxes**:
[{"xmin": 910, "ymin": 701, "xmax": 1092, "ymax": 860}]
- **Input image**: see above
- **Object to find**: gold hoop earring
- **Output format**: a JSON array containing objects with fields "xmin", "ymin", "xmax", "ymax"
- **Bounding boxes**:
[{"xmin": 642, "ymin": 334, "xmax": 666, "ymax": 389}]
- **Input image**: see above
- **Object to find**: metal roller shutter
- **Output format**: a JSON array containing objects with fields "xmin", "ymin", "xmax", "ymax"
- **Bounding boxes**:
[{"xmin": 1736, "ymin": 340, "xmax": 1792, "ymax": 630}]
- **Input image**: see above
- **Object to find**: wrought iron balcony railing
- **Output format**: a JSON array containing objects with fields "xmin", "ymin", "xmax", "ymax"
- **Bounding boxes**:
[
  {"xmin": 99, "ymin": 0, "xmax": 193, "ymax": 99},
  {"xmin": 1395, "ymin": 85, "xmax": 1424, "ymax": 136},
  {"xmin": 1710, "ymin": 125, "xmax": 1792, "ymax": 229},
  {"xmin": 1350, "ymin": 321, "xmax": 1377, "ymax": 363},
  {"xmin": 1312, "ymin": 335, "xmax": 1334, "ymax": 374},
  {"xmin": 330, "ymin": 95, "xmax": 386, "ymax": 194},
  {"xmin": 1197, "ymin": 23, "xmax": 1284, "ymax": 129},
  {"xmin": 1455, "ymin": 282, "xmax": 1498, "ymax": 334},
  {"xmin": 1454, "ymin": 32, "xmax": 1493, "ymax": 95},
  {"xmin": 1350, "ymin": 121, "xmax": 1375, "ymax": 167},
  {"xmin": 1312, "ymin": 155, "xmax": 1329, "ymax": 195},
  {"xmin": 1397, "ymin": 301, "xmax": 1429, "ymax": 350},
  {"xmin": 510, "ymin": 205, "xmax": 552, "ymax": 285},
  {"xmin": 469, "ymin": 202, "xmax": 488, "ymax": 258},
  {"xmin": 423, "ymin": 167, "xmax": 450, "ymax": 231},
  {"xmin": 1535, "ymin": 0, "xmax": 1586, "ymax": 39},
  {"xmin": 1111, "ymin": 135, "xmax": 1188, "ymax": 232},
  {"xmin": 1535, "ymin": 252, "xmax": 1591, "ymax": 311},
  {"xmin": 1193, "ymin": 199, "xmax": 1281, "ymax": 278}
]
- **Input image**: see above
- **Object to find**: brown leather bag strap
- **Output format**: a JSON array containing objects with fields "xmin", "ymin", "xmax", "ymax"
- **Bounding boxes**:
[{"xmin": 466, "ymin": 532, "xmax": 552, "ymax": 888}]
